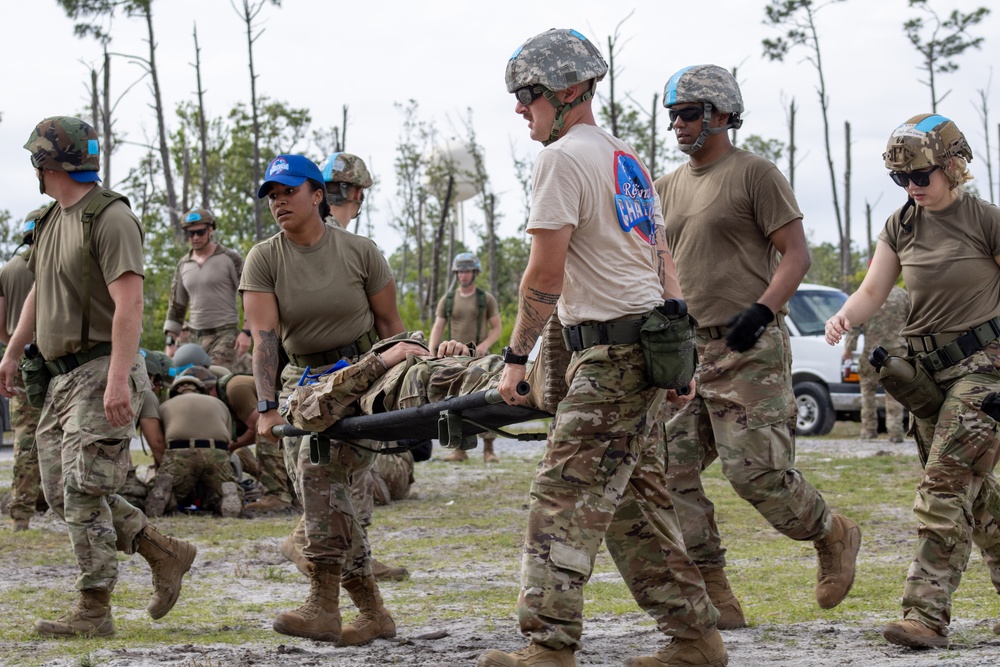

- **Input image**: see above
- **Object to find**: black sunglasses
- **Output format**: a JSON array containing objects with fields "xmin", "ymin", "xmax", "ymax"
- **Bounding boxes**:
[
  {"xmin": 889, "ymin": 165, "xmax": 940, "ymax": 188},
  {"xmin": 668, "ymin": 107, "xmax": 704, "ymax": 123},
  {"xmin": 514, "ymin": 85, "xmax": 545, "ymax": 106},
  {"xmin": 185, "ymin": 227, "xmax": 210, "ymax": 238}
]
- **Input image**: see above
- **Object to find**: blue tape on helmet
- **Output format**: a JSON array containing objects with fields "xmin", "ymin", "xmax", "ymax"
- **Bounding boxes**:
[
  {"xmin": 185, "ymin": 212, "xmax": 202, "ymax": 223},
  {"xmin": 663, "ymin": 65, "xmax": 696, "ymax": 106},
  {"xmin": 914, "ymin": 114, "xmax": 949, "ymax": 132}
]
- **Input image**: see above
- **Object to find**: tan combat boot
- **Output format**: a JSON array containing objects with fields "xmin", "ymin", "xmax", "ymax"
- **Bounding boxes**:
[
  {"xmin": 814, "ymin": 513, "xmax": 862, "ymax": 609},
  {"xmin": 701, "ymin": 568, "xmax": 746, "ymax": 630},
  {"xmin": 443, "ymin": 447, "xmax": 469, "ymax": 462},
  {"xmin": 280, "ymin": 532, "xmax": 313, "ymax": 576},
  {"xmin": 371, "ymin": 557, "xmax": 409, "ymax": 582},
  {"xmin": 135, "ymin": 525, "xmax": 197, "ymax": 619},
  {"xmin": 273, "ymin": 562, "xmax": 342, "ymax": 642},
  {"xmin": 11, "ymin": 518, "xmax": 30, "ymax": 531},
  {"xmin": 219, "ymin": 482, "xmax": 242, "ymax": 518},
  {"xmin": 143, "ymin": 472, "xmax": 174, "ymax": 519},
  {"xmin": 622, "ymin": 628, "xmax": 728, "ymax": 667},
  {"xmin": 34, "ymin": 589, "xmax": 115, "ymax": 637},
  {"xmin": 338, "ymin": 575, "xmax": 397, "ymax": 646},
  {"xmin": 483, "ymin": 438, "xmax": 500, "ymax": 463},
  {"xmin": 882, "ymin": 619, "xmax": 949, "ymax": 648},
  {"xmin": 477, "ymin": 643, "xmax": 576, "ymax": 667},
  {"xmin": 242, "ymin": 494, "xmax": 293, "ymax": 518}
]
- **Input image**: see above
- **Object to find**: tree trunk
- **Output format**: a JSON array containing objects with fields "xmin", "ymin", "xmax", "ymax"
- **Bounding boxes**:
[
  {"xmin": 102, "ymin": 48, "xmax": 112, "ymax": 185},
  {"xmin": 429, "ymin": 176, "xmax": 454, "ymax": 322},
  {"xmin": 865, "ymin": 201, "xmax": 873, "ymax": 262},
  {"xmin": 841, "ymin": 120, "xmax": 852, "ymax": 291},
  {"xmin": 240, "ymin": 0, "xmax": 264, "ymax": 240},
  {"xmin": 144, "ymin": 6, "xmax": 180, "ymax": 235},
  {"xmin": 90, "ymin": 68, "xmax": 99, "ymax": 141},
  {"xmin": 341, "ymin": 105, "xmax": 349, "ymax": 151},
  {"xmin": 487, "ymin": 193, "xmax": 498, "ymax": 298},
  {"xmin": 606, "ymin": 36, "xmax": 618, "ymax": 137},
  {"xmin": 788, "ymin": 97, "xmax": 796, "ymax": 190},
  {"xmin": 649, "ymin": 92, "xmax": 658, "ymax": 179},
  {"xmin": 194, "ymin": 24, "xmax": 210, "ymax": 209}
]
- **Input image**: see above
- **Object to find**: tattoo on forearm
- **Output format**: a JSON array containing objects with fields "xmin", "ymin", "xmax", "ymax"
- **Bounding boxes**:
[
  {"xmin": 514, "ymin": 287, "xmax": 560, "ymax": 353},
  {"xmin": 656, "ymin": 249, "xmax": 667, "ymax": 288},
  {"xmin": 254, "ymin": 329, "xmax": 280, "ymax": 398}
]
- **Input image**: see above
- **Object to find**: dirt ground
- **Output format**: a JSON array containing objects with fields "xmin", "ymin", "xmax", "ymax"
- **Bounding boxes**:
[{"xmin": 5, "ymin": 436, "xmax": 1000, "ymax": 667}]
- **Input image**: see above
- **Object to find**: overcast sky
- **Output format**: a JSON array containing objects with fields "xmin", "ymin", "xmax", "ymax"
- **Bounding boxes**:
[{"xmin": 3, "ymin": 0, "xmax": 999, "ymax": 257}]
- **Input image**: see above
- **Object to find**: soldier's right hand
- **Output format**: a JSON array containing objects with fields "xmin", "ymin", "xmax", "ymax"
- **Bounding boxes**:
[
  {"xmin": 257, "ymin": 409, "xmax": 286, "ymax": 444},
  {"xmin": 0, "ymin": 354, "xmax": 20, "ymax": 399}
]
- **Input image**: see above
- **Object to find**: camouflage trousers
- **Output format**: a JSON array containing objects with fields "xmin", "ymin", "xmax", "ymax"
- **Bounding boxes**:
[
  {"xmin": 858, "ymin": 344, "xmax": 906, "ymax": 439},
  {"xmin": 664, "ymin": 324, "xmax": 832, "ymax": 572},
  {"xmin": 35, "ymin": 354, "xmax": 149, "ymax": 592},
  {"xmin": 159, "ymin": 446, "xmax": 242, "ymax": 513},
  {"xmin": 193, "ymin": 327, "xmax": 252, "ymax": 374},
  {"xmin": 255, "ymin": 434, "xmax": 294, "ymax": 503},
  {"xmin": 517, "ymin": 343, "xmax": 717, "ymax": 651},
  {"xmin": 350, "ymin": 450, "xmax": 416, "ymax": 524},
  {"xmin": 902, "ymin": 339, "xmax": 1000, "ymax": 633},
  {"xmin": 9, "ymin": 387, "xmax": 43, "ymax": 521}
]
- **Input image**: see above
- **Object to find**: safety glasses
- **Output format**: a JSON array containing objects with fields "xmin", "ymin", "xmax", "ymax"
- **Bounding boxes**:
[
  {"xmin": 668, "ymin": 107, "xmax": 704, "ymax": 123},
  {"xmin": 185, "ymin": 227, "xmax": 209, "ymax": 238},
  {"xmin": 514, "ymin": 85, "xmax": 545, "ymax": 106},
  {"xmin": 889, "ymin": 165, "xmax": 940, "ymax": 188}
]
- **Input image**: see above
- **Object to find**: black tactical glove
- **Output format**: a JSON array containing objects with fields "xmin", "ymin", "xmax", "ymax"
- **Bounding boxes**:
[
  {"xmin": 982, "ymin": 393, "xmax": 1000, "ymax": 422},
  {"xmin": 725, "ymin": 303, "xmax": 774, "ymax": 353}
]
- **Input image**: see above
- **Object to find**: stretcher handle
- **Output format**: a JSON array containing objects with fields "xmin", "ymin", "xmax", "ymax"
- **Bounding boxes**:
[{"xmin": 483, "ymin": 381, "xmax": 530, "ymax": 405}]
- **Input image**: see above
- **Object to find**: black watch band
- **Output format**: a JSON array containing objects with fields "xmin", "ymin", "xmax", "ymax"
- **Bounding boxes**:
[
  {"xmin": 241, "ymin": 328, "xmax": 251, "ymax": 336},
  {"xmin": 501, "ymin": 346, "xmax": 529, "ymax": 365},
  {"xmin": 257, "ymin": 399, "xmax": 279, "ymax": 413}
]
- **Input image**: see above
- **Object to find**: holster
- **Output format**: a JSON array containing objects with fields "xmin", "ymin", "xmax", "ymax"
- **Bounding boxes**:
[
  {"xmin": 639, "ymin": 299, "xmax": 698, "ymax": 390},
  {"xmin": 19, "ymin": 349, "xmax": 52, "ymax": 409},
  {"xmin": 879, "ymin": 356, "xmax": 945, "ymax": 420}
]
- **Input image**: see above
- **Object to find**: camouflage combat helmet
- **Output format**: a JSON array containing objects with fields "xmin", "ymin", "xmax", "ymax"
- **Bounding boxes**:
[
  {"xmin": 142, "ymin": 348, "xmax": 172, "ymax": 379},
  {"xmin": 182, "ymin": 207, "xmax": 216, "ymax": 229},
  {"xmin": 883, "ymin": 113, "xmax": 973, "ymax": 172},
  {"xmin": 24, "ymin": 116, "xmax": 101, "ymax": 183},
  {"xmin": 663, "ymin": 64, "xmax": 744, "ymax": 154},
  {"xmin": 168, "ymin": 374, "xmax": 206, "ymax": 398},
  {"xmin": 451, "ymin": 252, "xmax": 481, "ymax": 273},
  {"xmin": 21, "ymin": 207, "xmax": 45, "ymax": 245},
  {"xmin": 180, "ymin": 365, "xmax": 218, "ymax": 389},
  {"xmin": 320, "ymin": 152, "xmax": 373, "ymax": 188},
  {"xmin": 506, "ymin": 28, "xmax": 608, "ymax": 145}
]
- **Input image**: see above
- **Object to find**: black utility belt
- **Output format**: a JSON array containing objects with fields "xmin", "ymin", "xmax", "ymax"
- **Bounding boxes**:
[
  {"xmin": 287, "ymin": 327, "xmax": 378, "ymax": 368},
  {"xmin": 45, "ymin": 342, "xmax": 113, "ymax": 377},
  {"xmin": 908, "ymin": 316, "xmax": 1000, "ymax": 372},
  {"xmin": 562, "ymin": 315, "xmax": 647, "ymax": 352},
  {"xmin": 167, "ymin": 439, "xmax": 228, "ymax": 450},
  {"xmin": 191, "ymin": 324, "xmax": 237, "ymax": 337}
]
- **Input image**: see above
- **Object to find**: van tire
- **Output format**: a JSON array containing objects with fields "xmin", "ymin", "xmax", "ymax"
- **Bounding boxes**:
[{"xmin": 794, "ymin": 382, "xmax": 836, "ymax": 436}]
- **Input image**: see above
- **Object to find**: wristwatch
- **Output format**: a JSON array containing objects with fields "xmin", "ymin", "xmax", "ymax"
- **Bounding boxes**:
[
  {"xmin": 164, "ymin": 334, "xmax": 175, "ymax": 346},
  {"xmin": 501, "ymin": 346, "xmax": 529, "ymax": 365},
  {"xmin": 257, "ymin": 399, "xmax": 279, "ymax": 413}
]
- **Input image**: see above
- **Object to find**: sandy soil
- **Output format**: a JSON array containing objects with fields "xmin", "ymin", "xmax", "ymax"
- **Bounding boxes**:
[{"xmin": 5, "ymin": 435, "xmax": 1000, "ymax": 667}]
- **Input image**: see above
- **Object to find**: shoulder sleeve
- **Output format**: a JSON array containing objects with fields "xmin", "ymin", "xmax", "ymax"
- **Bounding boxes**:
[
  {"xmin": 226, "ymin": 246, "xmax": 245, "ymax": 280},
  {"xmin": 92, "ymin": 200, "xmax": 145, "ymax": 284},
  {"xmin": 435, "ymin": 295, "xmax": 447, "ymax": 318},
  {"xmin": 486, "ymin": 293, "xmax": 499, "ymax": 318},
  {"xmin": 878, "ymin": 208, "xmax": 904, "ymax": 251},
  {"xmin": 362, "ymin": 240, "xmax": 392, "ymax": 295},
  {"xmin": 980, "ymin": 199, "xmax": 1000, "ymax": 257},
  {"xmin": 747, "ymin": 156, "xmax": 803, "ymax": 237},
  {"xmin": 239, "ymin": 242, "xmax": 276, "ymax": 293}
]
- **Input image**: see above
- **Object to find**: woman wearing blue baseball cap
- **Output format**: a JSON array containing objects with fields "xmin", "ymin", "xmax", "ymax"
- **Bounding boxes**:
[{"xmin": 240, "ymin": 154, "xmax": 405, "ymax": 646}]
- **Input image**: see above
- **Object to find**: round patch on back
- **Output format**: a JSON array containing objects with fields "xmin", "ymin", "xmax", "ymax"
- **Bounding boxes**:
[{"xmin": 613, "ymin": 151, "xmax": 656, "ymax": 244}]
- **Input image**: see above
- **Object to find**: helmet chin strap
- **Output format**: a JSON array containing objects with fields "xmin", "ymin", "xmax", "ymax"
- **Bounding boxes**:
[
  {"xmin": 675, "ymin": 102, "xmax": 733, "ymax": 155},
  {"xmin": 541, "ymin": 85, "xmax": 595, "ymax": 146}
]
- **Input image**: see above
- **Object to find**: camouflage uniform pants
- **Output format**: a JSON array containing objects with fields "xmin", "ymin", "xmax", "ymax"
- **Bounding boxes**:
[
  {"xmin": 859, "ymin": 341, "xmax": 906, "ymax": 439},
  {"xmin": 9, "ymin": 386, "xmax": 43, "ymax": 521},
  {"xmin": 664, "ymin": 324, "xmax": 832, "ymax": 572},
  {"xmin": 35, "ymin": 354, "xmax": 149, "ymax": 592},
  {"xmin": 255, "ymin": 433, "xmax": 294, "ymax": 504},
  {"xmin": 194, "ymin": 327, "xmax": 252, "ymax": 374},
  {"xmin": 517, "ymin": 343, "xmax": 717, "ymax": 651},
  {"xmin": 376, "ymin": 451, "xmax": 415, "ymax": 503},
  {"xmin": 902, "ymin": 340, "xmax": 1000, "ymax": 633},
  {"xmin": 159, "ymin": 447, "xmax": 242, "ymax": 513}
]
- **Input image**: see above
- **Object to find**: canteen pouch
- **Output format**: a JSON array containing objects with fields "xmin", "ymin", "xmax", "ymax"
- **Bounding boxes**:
[
  {"xmin": 19, "ymin": 344, "xmax": 51, "ymax": 409},
  {"xmin": 878, "ymin": 355, "xmax": 945, "ymax": 420},
  {"xmin": 640, "ymin": 299, "xmax": 697, "ymax": 390}
]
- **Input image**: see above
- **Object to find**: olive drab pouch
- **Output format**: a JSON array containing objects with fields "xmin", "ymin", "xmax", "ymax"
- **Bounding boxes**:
[
  {"xmin": 870, "ymin": 346, "xmax": 944, "ymax": 420},
  {"xmin": 640, "ymin": 299, "xmax": 698, "ymax": 390},
  {"xmin": 19, "ymin": 344, "xmax": 51, "ymax": 409}
]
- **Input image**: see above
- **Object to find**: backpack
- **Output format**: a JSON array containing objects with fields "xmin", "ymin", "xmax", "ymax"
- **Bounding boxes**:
[{"xmin": 444, "ymin": 287, "xmax": 487, "ymax": 344}]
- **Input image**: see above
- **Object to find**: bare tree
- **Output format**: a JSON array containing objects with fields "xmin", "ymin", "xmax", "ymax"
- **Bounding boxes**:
[
  {"xmin": 904, "ymin": 0, "xmax": 990, "ymax": 112},
  {"xmin": 603, "ymin": 11, "xmax": 635, "ymax": 138},
  {"xmin": 842, "ymin": 120, "xmax": 852, "ymax": 290},
  {"xmin": 192, "ymin": 24, "xmax": 210, "ymax": 209},
  {"xmin": 973, "ymin": 71, "xmax": 994, "ymax": 203},
  {"xmin": 786, "ymin": 96, "xmax": 797, "ymax": 189}
]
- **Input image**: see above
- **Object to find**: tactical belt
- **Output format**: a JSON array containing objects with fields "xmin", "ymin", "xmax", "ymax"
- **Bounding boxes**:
[
  {"xmin": 562, "ymin": 315, "xmax": 647, "ymax": 352},
  {"xmin": 45, "ymin": 342, "xmax": 114, "ymax": 377},
  {"xmin": 908, "ymin": 316, "xmax": 1000, "ymax": 372},
  {"xmin": 697, "ymin": 313, "xmax": 785, "ymax": 341},
  {"xmin": 167, "ymin": 439, "xmax": 228, "ymax": 450},
  {"xmin": 287, "ymin": 326, "xmax": 378, "ymax": 368},
  {"xmin": 191, "ymin": 324, "xmax": 237, "ymax": 337}
]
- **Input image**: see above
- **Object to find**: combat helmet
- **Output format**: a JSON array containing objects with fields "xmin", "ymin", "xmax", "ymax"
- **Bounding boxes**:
[
  {"xmin": 883, "ymin": 113, "xmax": 973, "ymax": 172},
  {"xmin": 172, "ymin": 343, "xmax": 212, "ymax": 375},
  {"xmin": 320, "ymin": 152, "xmax": 372, "ymax": 214},
  {"xmin": 182, "ymin": 208, "xmax": 216, "ymax": 229},
  {"xmin": 180, "ymin": 365, "xmax": 218, "ymax": 390},
  {"xmin": 168, "ymin": 374, "xmax": 206, "ymax": 398},
  {"xmin": 506, "ymin": 28, "xmax": 608, "ymax": 145},
  {"xmin": 24, "ymin": 116, "xmax": 101, "ymax": 183},
  {"xmin": 451, "ymin": 252, "xmax": 481, "ymax": 273},
  {"xmin": 21, "ymin": 207, "xmax": 45, "ymax": 246},
  {"xmin": 662, "ymin": 65, "xmax": 744, "ymax": 154}
]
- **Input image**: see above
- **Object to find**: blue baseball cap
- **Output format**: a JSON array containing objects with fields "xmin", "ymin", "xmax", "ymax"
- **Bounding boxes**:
[{"xmin": 256, "ymin": 154, "xmax": 324, "ymax": 199}]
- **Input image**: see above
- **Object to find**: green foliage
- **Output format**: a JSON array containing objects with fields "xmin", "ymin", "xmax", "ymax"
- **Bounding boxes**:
[
  {"xmin": 739, "ymin": 134, "xmax": 785, "ymax": 164},
  {"xmin": 805, "ymin": 239, "xmax": 865, "ymax": 289}
]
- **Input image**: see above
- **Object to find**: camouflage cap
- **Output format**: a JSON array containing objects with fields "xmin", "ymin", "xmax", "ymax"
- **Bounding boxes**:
[
  {"xmin": 182, "ymin": 207, "xmax": 216, "ymax": 229},
  {"xmin": 24, "ymin": 116, "xmax": 101, "ymax": 182},
  {"xmin": 506, "ymin": 28, "xmax": 608, "ymax": 93},
  {"xmin": 663, "ymin": 65, "xmax": 744, "ymax": 120},
  {"xmin": 452, "ymin": 252, "xmax": 481, "ymax": 272},
  {"xmin": 320, "ymin": 152, "xmax": 373, "ymax": 188},
  {"xmin": 883, "ymin": 114, "xmax": 973, "ymax": 171},
  {"xmin": 168, "ymin": 374, "xmax": 206, "ymax": 398}
]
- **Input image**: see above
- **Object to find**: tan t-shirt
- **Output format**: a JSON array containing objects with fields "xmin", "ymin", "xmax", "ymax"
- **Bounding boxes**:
[
  {"xmin": 435, "ymin": 289, "xmax": 499, "ymax": 345},
  {"xmin": 137, "ymin": 387, "xmax": 162, "ymax": 421},
  {"xmin": 159, "ymin": 393, "xmax": 232, "ymax": 442},
  {"xmin": 654, "ymin": 148, "xmax": 802, "ymax": 327},
  {"xmin": 220, "ymin": 373, "xmax": 256, "ymax": 425},
  {"xmin": 0, "ymin": 251, "xmax": 33, "ymax": 335},
  {"xmin": 240, "ymin": 223, "xmax": 392, "ymax": 355},
  {"xmin": 28, "ymin": 186, "xmax": 145, "ymax": 359},
  {"xmin": 164, "ymin": 244, "xmax": 244, "ymax": 333},
  {"xmin": 526, "ymin": 123, "xmax": 663, "ymax": 326},
  {"xmin": 880, "ymin": 193, "xmax": 1000, "ymax": 336}
]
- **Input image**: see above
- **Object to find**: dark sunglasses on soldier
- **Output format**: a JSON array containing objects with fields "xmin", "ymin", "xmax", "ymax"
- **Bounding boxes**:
[
  {"xmin": 514, "ymin": 85, "xmax": 546, "ymax": 106},
  {"xmin": 668, "ymin": 107, "xmax": 704, "ymax": 123},
  {"xmin": 889, "ymin": 165, "xmax": 940, "ymax": 188},
  {"xmin": 184, "ymin": 227, "xmax": 209, "ymax": 238}
]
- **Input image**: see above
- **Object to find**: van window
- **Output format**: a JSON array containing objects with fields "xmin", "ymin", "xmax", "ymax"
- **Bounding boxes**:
[{"xmin": 788, "ymin": 290, "xmax": 848, "ymax": 336}]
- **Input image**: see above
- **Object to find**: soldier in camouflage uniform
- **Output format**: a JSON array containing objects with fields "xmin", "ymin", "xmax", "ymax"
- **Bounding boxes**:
[
  {"xmin": 477, "ymin": 31, "xmax": 725, "ymax": 667},
  {"xmin": 654, "ymin": 65, "xmax": 861, "ymax": 631},
  {"xmin": 0, "ymin": 116, "xmax": 196, "ymax": 638},
  {"xmin": 0, "ymin": 209, "xmax": 45, "ymax": 530},
  {"xmin": 164, "ymin": 207, "xmax": 251, "ymax": 373},
  {"xmin": 843, "ymin": 285, "xmax": 910, "ymax": 441},
  {"xmin": 827, "ymin": 113, "xmax": 1000, "ymax": 648}
]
